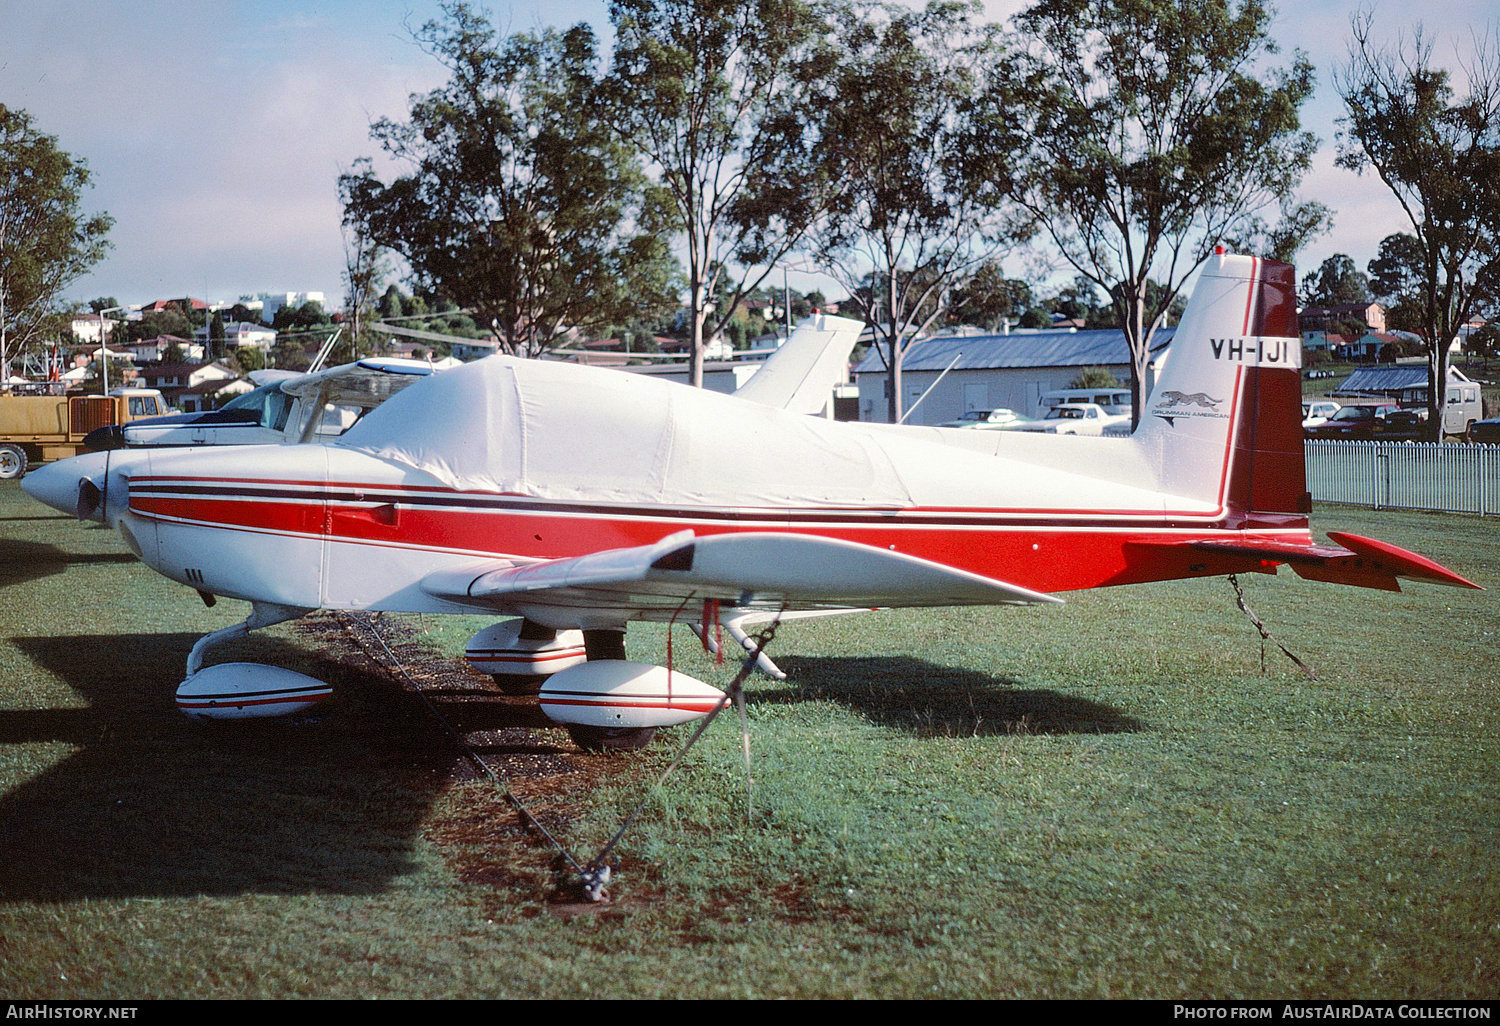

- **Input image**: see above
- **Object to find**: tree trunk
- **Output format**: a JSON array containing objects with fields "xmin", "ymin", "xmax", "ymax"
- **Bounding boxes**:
[
  {"xmin": 689, "ymin": 279, "xmax": 706, "ymax": 389},
  {"xmin": 1123, "ymin": 281, "xmax": 1150, "ymax": 432},
  {"xmin": 885, "ymin": 274, "xmax": 903, "ymax": 423},
  {"xmin": 1427, "ymin": 342, "xmax": 1447, "ymax": 443},
  {"xmin": 687, "ymin": 228, "xmax": 706, "ymax": 388},
  {"xmin": 887, "ymin": 337, "xmax": 903, "ymax": 423}
]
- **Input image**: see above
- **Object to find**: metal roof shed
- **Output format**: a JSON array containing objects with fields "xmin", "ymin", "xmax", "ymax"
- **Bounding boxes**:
[{"xmin": 851, "ymin": 327, "xmax": 1174, "ymax": 424}]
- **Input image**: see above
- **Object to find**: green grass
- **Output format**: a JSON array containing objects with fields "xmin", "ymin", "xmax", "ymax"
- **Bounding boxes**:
[{"xmin": 0, "ymin": 481, "xmax": 1496, "ymax": 998}]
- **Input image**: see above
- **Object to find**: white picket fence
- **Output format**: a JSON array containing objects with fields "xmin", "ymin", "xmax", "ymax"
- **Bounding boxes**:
[{"xmin": 1306, "ymin": 440, "xmax": 1500, "ymax": 515}]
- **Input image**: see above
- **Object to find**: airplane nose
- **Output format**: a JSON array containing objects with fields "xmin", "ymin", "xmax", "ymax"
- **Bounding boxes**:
[{"xmin": 21, "ymin": 452, "xmax": 112, "ymax": 521}]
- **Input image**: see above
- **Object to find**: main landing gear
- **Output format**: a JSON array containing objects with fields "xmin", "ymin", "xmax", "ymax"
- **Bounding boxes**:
[
  {"xmin": 566, "ymin": 629, "xmax": 657, "ymax": 753},
  {"xmin": 175, "ymin": 608, "xmax": 727, "ymax": 755},
  {"xmin": 465, "ymin": 619, "xmax": 724, "ymax": 753},
  {"xmin": 462, "ymin": 619, "xmax": 655, "ymax": 747}
]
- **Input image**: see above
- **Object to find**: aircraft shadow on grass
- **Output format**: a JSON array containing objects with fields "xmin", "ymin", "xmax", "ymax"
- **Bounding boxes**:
[
  {"xmin": 763, "ymin": 656, "xmax": 1144, "ymax": 737},
  {"xmin": 0, "ymin": 630, "xmax": 462, "ymax": 902},
  {"xmin": 0, "ymin": 539, "xmax": 139, "ymax": 588}
]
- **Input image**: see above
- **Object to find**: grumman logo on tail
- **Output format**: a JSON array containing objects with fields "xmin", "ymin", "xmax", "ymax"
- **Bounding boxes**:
[
  {"xmin": 1152, "ymin": 387, "xmax": 1229, "ymax": 424},
  {"xmin": 1158, "ymin": 390, "xmax": 1223, "ymax": 410},
  {"xmin": 1209, "ymin": 336, "xmax": 1299, "ymax": 367}
]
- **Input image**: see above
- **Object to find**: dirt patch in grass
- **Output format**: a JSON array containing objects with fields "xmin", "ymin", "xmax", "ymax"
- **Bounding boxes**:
[{"xmin": 291, "ymin": 611, "xmax": 636, "ymax": 911}]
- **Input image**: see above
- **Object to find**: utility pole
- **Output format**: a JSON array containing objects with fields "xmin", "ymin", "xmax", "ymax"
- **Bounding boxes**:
[{"xmin": 96, "ymin": 306, "xmax": 127, "ymax": 395}]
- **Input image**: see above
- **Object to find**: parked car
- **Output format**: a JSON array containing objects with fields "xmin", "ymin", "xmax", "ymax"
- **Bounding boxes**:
[
  {"xmin": 938, "ymin": 408, "xmax": 1031, "ymax": 430},
  {"xmin": 1039, "ymin": 387, "xmax": 1132, "ymax": 419},
  {"xmin": 1304, "ymin": 402, "xmax": 1399, "ymax": 440},
  {"xmin": 1467, "ymin": 416, "xmax": 1500, "ymax": 445},
  {"xmin": 1302, "ymin": 400, "xmax": 1341, "ymax": 430},
  {"xmin": 1379, "ymin": 408, "xmax": 1428, "ymax": 441},
  {"xmin": 1011, "ymin": 402, "xmax": 1125, "ymax": 436}
]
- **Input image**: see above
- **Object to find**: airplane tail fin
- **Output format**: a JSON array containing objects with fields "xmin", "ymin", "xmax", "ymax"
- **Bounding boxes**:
[
  {"xmin": 1134, "ymin": 252, "xmax": 1306, "ymax": 528},
  {"xmin": 733, "ymin": 313, "xmax": 865, "ymax": 416},
  {"xmin": 1129, "ymin": 253, "xmax": 1480, "ymax": 591}
]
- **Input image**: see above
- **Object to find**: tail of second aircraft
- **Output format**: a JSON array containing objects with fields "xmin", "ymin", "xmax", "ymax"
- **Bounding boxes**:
[{"xmin": 1133, "ymin": 251, "xmax": 1307, "ymax": 530}]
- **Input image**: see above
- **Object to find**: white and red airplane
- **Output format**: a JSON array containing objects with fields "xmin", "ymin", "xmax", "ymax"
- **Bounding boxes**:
[{"xmin": 22, "ymin": 252, "xmax": 1478, "ymax": 747}]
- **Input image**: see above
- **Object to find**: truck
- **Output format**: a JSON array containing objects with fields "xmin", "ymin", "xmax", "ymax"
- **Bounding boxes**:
[{"xmin": 0, "ymin": 385, "xmax": 167, "ymax": 479}]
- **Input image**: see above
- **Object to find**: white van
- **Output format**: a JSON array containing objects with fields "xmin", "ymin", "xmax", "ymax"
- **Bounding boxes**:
[
  {"xmin": 1445, "ymin": 378, "xmax": 1483, "ymax": 438},
  {"xmin": 1039, "ymin": 387, "xmax": 1132, "ymax": 419}
]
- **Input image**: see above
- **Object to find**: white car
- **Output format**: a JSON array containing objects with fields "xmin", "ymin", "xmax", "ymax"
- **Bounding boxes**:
[
  {"xmin": 938, "ymin": 408, "xmax": 1030, "ymax": 430},
  {"xmin": 1302, "ymin": 400, "xmax": 1341, "ymax": 430},
  {"xmin": 1011, "ymin": 402, "xmax": 1126, "ymax": 436}
]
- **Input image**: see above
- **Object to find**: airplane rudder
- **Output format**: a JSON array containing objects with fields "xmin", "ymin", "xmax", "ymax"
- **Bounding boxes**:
[{"xmin": 1134, "ymin": 254, "xmax": 1307, "ymax": 520}]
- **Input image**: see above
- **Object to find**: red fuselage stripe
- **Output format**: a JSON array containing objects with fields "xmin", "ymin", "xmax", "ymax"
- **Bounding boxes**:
[
  {"xmin": 178, "ymin": 693, "xmax": 329, "ymax": 708},
  {"xmin": 539, "ymin": 697, "xmax": 723, "ymax": 712}
]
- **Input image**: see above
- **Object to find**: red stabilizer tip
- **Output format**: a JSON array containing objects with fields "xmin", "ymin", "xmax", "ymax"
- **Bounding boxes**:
[{"xmin": 1326, "ymin": 532, "xmax": 1483, "ymax": 590}]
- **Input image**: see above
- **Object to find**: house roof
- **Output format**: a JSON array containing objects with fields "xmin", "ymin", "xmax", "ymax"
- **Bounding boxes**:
[
  {"xmin": 1337, "ymin": 365, "xmax": 1468, "ymax": 395},
  {"xmin": 142, "ymin": 361, "xmax": 234, "ymax": 379},
  {"xmin": 129, "ymin": 334, "xmax": 194, "ymax": 348},
  {"xmin": 852, "ymin": 327, "xmax": 1176, "ymax": 375},
  {"xmin": 141, "ymin": 297, "xmax": 209, "ymax": 312},
  {"xmin": 163, "ymin": 378, "xmax": 248, "ymax": 397}
]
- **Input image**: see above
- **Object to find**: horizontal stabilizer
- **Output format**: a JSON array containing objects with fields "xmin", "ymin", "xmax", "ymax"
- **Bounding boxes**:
[
  {"xmin": 1168, "ymin": 532, "xmax": 1482, "ymax": 592},
  {"xmin": 421, "ymin": 530, "xmax": 1060, "ymax": 617}
]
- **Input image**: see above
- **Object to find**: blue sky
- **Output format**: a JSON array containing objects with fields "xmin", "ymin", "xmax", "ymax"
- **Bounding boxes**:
[{"xmin": 0, "ymin": 0, "xmax": 1494, "ymax": 311}]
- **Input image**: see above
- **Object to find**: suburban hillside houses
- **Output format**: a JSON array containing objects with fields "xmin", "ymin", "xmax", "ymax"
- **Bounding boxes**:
[
  {"xmin": 124, "ymin": 334, "xmax": 206, "ymax": 363},
  {"xmin": 138, "ymin": 362, "xmax": 253, "ymax": 412},
  {"xmin": 193, "ymin": 321, "xmax": 277, "ymax": 351},
  {"xmin": 53, "ymin": 290, "xmax": 320, "ymax": 411},
  {"xmin": 258, "ymin": 291, "xmax": 326, "ymax": 325},
  {"xmin": 1299, "ymin": 301, "xmax": 1388, "ymax": 334},
  {"xmin": 68, "ymin": 312, "xmax": 117, "ymax": 345}
]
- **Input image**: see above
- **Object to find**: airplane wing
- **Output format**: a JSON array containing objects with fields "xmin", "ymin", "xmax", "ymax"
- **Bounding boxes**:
[{"xmin": 420, "ymin": 530, "xmax": 1060, "ymax": 622}]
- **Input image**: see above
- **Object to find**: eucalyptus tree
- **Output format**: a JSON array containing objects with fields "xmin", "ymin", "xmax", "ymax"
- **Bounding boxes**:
[
  {"xmin": 1302, "ymin": 254, "xmax": 1373, "ymax": 307},
  {"xmin": 0, "ymin": 104, "xmax": 112, "ymax": 381},
  {"xmin": 340, "ymin": 2, "xmax": 680, "ymax": 359},
  {"xmin": 1366, "ymin": 232, "xmax": 1427, "ymax": 334},
  {"xmin": 340, "ymin": 212, "xmax": 387, "ymax": 362},
  {"xmin": 1337, "ymin": 13, "xmax": 1500, "ymax": 440},
  {"xmin": 950, "ymin": 261, "xmax": 1036, "ymax": 333},
  {"xmin": 605, "ymin": 0, "xmax": 835, "ymax": 386},
  {"xmin": 997, "ymin": 0, "xmax": 1327, "ymax": 424},
  {"xmin": 806, "ymin": 0, "xmax": 1029, "ymax": 423}
]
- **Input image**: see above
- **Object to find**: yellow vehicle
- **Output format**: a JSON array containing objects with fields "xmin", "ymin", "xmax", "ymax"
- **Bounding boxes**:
[{"xmin": 0, "ymin": 385, "xmax": 167, "ymax": 479}]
